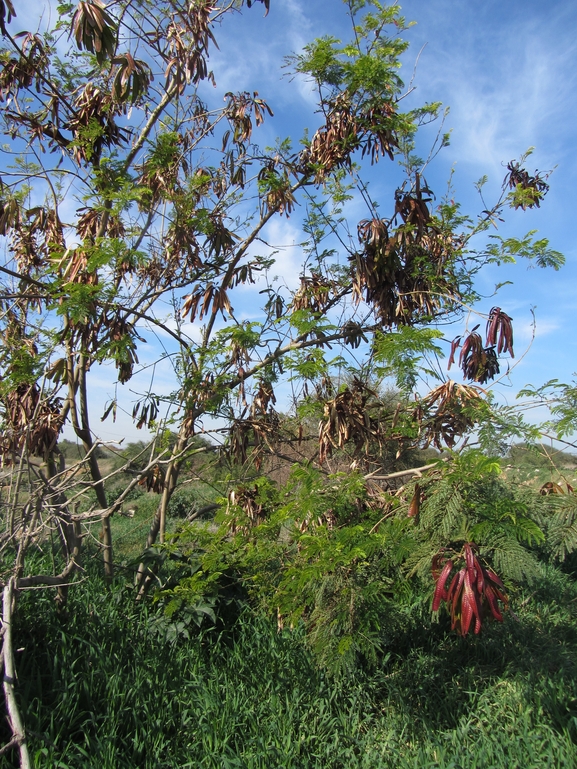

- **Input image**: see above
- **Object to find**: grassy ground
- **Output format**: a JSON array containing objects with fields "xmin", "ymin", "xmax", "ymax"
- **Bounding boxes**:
[
  {"xmin": 3, "ymin": 559, "xmax": 576, "ymax": 768},
  {"xmin": 86, "ymin": 479, "xmax": 219, "ymax": 563}
]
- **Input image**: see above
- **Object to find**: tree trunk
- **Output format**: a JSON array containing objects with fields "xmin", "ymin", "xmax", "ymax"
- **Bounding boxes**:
[
  {"xmin": 135, "ymin": 431, "xmax": 189, "ymax": 596},
  {"xmin": 1, "ymin": 579, "xmax": 31, "ymax": 769},
  {"xmin": 68, "ymin": 352, "xmax": 113, "ymax": 579}
]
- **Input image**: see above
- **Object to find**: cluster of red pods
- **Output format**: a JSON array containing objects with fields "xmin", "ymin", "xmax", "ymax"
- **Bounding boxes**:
[{"xmin": 432, "ymin": 543, "xmax": 508, "ymax": 636}]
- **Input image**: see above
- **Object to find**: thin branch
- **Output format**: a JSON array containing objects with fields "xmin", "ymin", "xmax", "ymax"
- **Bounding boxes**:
[{"xmin": 364, "ymin": 461, "xmax": 442, "ymax": 481}]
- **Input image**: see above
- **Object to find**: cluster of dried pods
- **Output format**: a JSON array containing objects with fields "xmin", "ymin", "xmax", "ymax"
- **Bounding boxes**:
[
  {"xmin": 414, "ymin": 380, "xmax": 484, "ymax": 450},
  {"xmin": 448, "ymin": 307, "xmax": 514, "ymax": 384}
]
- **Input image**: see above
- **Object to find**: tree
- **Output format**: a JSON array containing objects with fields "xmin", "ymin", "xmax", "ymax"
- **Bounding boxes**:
[{"xmin": 0, "ymin": 0, "xmax": 569, "ymax": 760}]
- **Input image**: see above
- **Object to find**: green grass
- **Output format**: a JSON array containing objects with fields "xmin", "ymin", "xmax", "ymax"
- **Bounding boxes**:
[
  {"xmin": 107, "ymin": 500, "xmax": 159, "ymax": 561},
  {"xmin": 2, "ymin": 564, "xmax": 577, "ymax": 768},
  {"xmin": 103, "ymin": 482, "xmax": 221, "ymax": 562}
]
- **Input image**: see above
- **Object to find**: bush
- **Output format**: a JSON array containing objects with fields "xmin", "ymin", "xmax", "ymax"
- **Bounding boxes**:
[{"xmin": 168, "ymin": 487, "xmax": 203, "ymax": 519}]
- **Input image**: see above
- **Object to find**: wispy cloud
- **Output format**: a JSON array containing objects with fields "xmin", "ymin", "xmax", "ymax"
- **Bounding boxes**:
[{"xmin": 407, "ymin": 1, "xmax": 577, "ymax": 175}]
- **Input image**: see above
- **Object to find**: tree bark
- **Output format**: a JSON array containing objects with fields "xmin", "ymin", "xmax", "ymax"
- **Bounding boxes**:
[
  {"xmin": 135, "ymin": 431, "xmax": 190, "ymax": 596},
  {"xmin": 68, "ymin": 352, "xmax": 113, "ymax": 580}
]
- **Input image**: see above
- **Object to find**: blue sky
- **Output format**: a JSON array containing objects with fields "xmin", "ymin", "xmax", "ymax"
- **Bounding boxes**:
[{"xmin": 52, "ymin": 0, "xmax": 577, "ymax": 445}]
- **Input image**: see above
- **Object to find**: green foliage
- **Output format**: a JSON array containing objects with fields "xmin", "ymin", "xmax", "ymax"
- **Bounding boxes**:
[
  {"xmin": 167, "ymin": 486, "xmax": 207, "ymax": 519},
  {"xmin": 53, "ymin": 282, "xmax": 101, "ymax": 323},
  {"xmin": 486, "ymin": 230, "xmax": 565, "ymax": 270},
  {"xmin": 534, "ymin": 492, "xmax": 577, "ymax": 564},
  {"xmin": 292, "ymin": 4, "xmax": 410, "ymax": 99},
  {"xmin": 144, "ymin": 442, "xmax": 577, "ymax": 669},
  {"xmin": 410, "ymin": 450, "xmax": 545, "ymax": 585},
  {"xmin": 475, "ymin": 399, "xmax": 542, "ymax": 456},
  {"xmin": 373, "ymin": 326, "xmax": 444, "ymax": 392},
  {"xmin": 153, "ymin": 468, "xmax": 416, "ymax": 670},
  {"xmin": 519, "ymin": 379, "xmax": 577, "ymax": 439}
]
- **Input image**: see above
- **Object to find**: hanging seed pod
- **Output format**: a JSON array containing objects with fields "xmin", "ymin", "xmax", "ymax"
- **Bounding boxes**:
[
  {"xmin": 431, "ymin": 543, "xmax": 508, "ymax": 636},
  {"xmin": 486, "ymin": 307, "xmax": 514, "ymax": 357},
  {"xmin": 407, "ymin": 483, "xmax": 420, "ymax": 518}
]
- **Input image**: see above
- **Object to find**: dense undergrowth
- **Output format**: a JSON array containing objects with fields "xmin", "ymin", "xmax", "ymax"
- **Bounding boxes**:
[{"xmin": 3, "ymin": 559, "xmax": 577, "ymax": 768}]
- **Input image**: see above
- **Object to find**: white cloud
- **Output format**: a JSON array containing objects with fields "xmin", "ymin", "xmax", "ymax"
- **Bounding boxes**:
[
  {"xmin": 514, "ymin": 316, "xmax": 559, "ymax": 344},
  {"xmin": 257, "ymin": 216, "xmax": 305, "ymax": 291},
  {"xmin": 406, "ymin": 1, "xmax": 577, "ymax": 176}
]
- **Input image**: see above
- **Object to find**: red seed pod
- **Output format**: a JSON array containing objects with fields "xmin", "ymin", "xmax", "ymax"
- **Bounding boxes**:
[
  {"xmin": 485, "ymin": 569, "xmax": 505, "ymax": 589},
  {"xmin": 450, "ymin": 568, "xmax": 466, "ymax": 630},
  {"xmin": 461, "ymin": 569, "xmax": 481, "ymax": 636},
  {"xmin": 484, "ymin": 584, "xmax": 504, "ymax": 622},
  {"xmin": 432, "ymin": 560, "xmax": 453, "ymax": 611},
  {"xmin": 475, "ymin": 558, "xmax": 485, "ymax": 595},
  {"xmin": 408, "ymin": 483, "xmax": 420, "ymax": 518},
  {"xmin": 464, "ymin": 543, "xmax": 476, "ymax": 584},
  {"xmin": 446, "ymin": 571, "xmax": 460, "ymax": 603}
]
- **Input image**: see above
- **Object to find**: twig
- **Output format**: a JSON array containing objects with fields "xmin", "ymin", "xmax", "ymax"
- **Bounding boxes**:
[
  {"xmin": 364, "ymin": 461, "xmax": 442, "ymax": 481},
  {"xmin": 0, "ymin": 737, "xmax": 20, "ymax": 758},
  {"xmin": 19, "ymin": 577, "xmax": 89, "ymax": 591},
  {"xmin": 18, "ymin": 535, "xmax": 81, "ymax": 588},
  {"xmin": 368, "ymin": 508, "xmax": 397, "ymax": 535}
]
